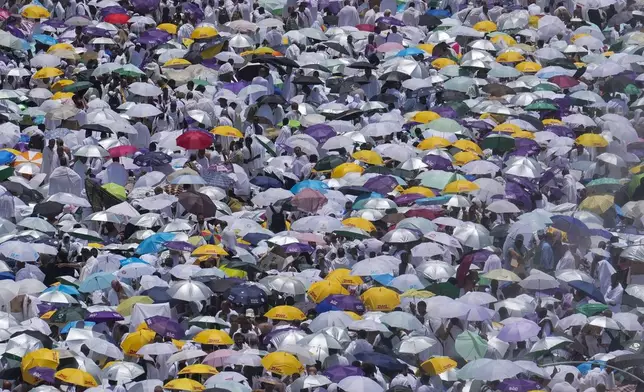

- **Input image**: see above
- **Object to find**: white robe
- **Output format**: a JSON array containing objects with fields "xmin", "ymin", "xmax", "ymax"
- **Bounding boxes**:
[
  {"xmin": 41, "ymin": 146, "xmax": 59, "ymax": 180},
  {"xmin": 561, "ymin": 174, "xmax": 577, "ymax": 204},
  {"xmin": 100, "ymin": 163, "xmax": 128, "ymax": 186},
  {"xmin": 338, "ymin": 5, "xmax": 360, "ymax": 26},
  {"xmin": 555, "ymin": 250, "xmax": 575, "ymax": 271},
  {"xmin": 604, "ymin": 284, "xmax": 623, "ymax": 313},
  {"xmin": 596, "ymin": 259, "xmax": 616, "ymax": 296}
]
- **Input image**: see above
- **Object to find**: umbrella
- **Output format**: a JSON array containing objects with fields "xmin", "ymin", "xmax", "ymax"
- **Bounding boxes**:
[
  {"xmin": 455, "ymin": 330, "xmax": 488, "ymax": 361},
  {"xmin": 178, "ymin": 191, "xmax": 217, "ymax": 217},
  {"xmin": 568, "ymin": 280, "xmax": 606, "ymax": 303},
  {"xmin": 145, "ymin": 316, "xmax": 185, "ymax": 339},
  {"xmin": 338, "ymin": 376, "xmax": 384, "ymax": 392}
]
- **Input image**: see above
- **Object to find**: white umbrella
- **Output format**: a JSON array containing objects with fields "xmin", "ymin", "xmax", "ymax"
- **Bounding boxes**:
[
  {"xmin": 309, "ymin": 311, "xmax": 355, "ymax": 332},
  {"xmin": 17, "ymin": 217, "xmax": 57, "ymax": 233},
  {"xmin": 0, "ymin": 241, "xmax": 39, "ymax": 262},
  {"xmin": 87, "ymin": 339, "xmax": 124, "ymax": 359},
  {"xmin": 338, "ymin": 376, "xmax": 384, "ymax": 392},
  {"xmin": 555, "ymin": 269, "xmax": 594, "ymax": 283},
  {"xmin": 74, "ymin": 145, "xmax": 110, "ymax": 158},
  {"xmin": 486, "ymin": 200, "xmax": 521, "ymax": 214},
  {"xmin": 395, "ymin": 336, "xmax": 440, "ymax": 355},
  {"xmin": 129, "ymin": 82, "xmax": 163, "ymax": 97},
  {"xmin": 167, "ymin": 280, "xmax": 213, "ymax": 301},
  {"xmin": 137, "ymin": 342, "xmax": 178, "ymax": 356},
  {"xmin": 453, "ymin": 222, "xmax": 492, "ymax": 249},
  {"xmin": 612, "ymin": 313, "xmax": 643, "ymax": 332},
  {"xmin": 125, "ymin": 104, "xmax": 162, "ymax": 118},
  {"xmin": 457, "ymin": 291, "xmax": 497, "ymax": 306},
  {"xmin": 556, "ymin": 314, "xmax": 588, "ymax": 330},
  {"xmin": 518, "ymin": 270, "xmax": 560, "ymax": 290},
  {"xmin": 348, "ymin": 319, "xmax": 390, "ymax": 333},
  {"xmin": 424, "ymin": 296, "xmax": 470, "ymax": 318},
  {"xmin": 166, "ymin": 349, "xmax": 207, "ymax": 365},
  {"xmin": 251, "ymin": 188, "xmax": 294, "ymax": 207},
  {"xmin": 259, "ymin": 276, "xmax": 307, "ymax": 295},
  {"xmin": 103, "ymin": 361, "xmax": 144, "ymax": 382},
  {"xmin": 117, "ymin": 263, "xmax": 156, "ymax": 279},
  {"xmin": 380, "ymin": 311, "xmax": 424, "ymax": 331},
  {"xmin": 588, "ymin": 316, "xmax": 622, "ymax": 330},
  {"xmin": 529, "ymin": 336, "xmax": 572, "ymax": 353},
  {"xmin": 416, "ymin": 261, "xmax": 455, "ymax": 281},
  {"xmin": 381, "ymin": 228, "xmax": 421, "ymax": 244},
  {"xmin": 457, "ymin": 359, "xmax": 523, "ymax": 381},
  {"xmin": 47, "ymin": 192, "xmax": 91, "ymax": 207}
]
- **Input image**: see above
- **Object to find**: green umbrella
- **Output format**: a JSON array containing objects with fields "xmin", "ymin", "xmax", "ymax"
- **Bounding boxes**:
[
  {"xmin": 314, "ymin": 155, "xmax": 345, "ymax": 172},
  {"xmin": 115, "ymin": 64, "xmax": 145, "ymax": 77},
  {"xmin": 364, "ymin": 166, "xmax": 414, "ymax": 179},
  {"xmin": 333, "ymin": 227, "xmax": 371, "ymax": 239},
  {"xmin": 62, "ymin": 81, "xmax": 93, "ymax": 93},
  {"xmin": 49, "ymin": 306, "xmax": 88, "ymax": 323},
  {"xmin": 426, "ymin": 282, "xmax": 459, "ymax": 299},
  {"xmin": 628, "ymin": 173, "xmax": 644, "ymax": 196},
  {"xmin": 586, "ymin": 178, "xmax": 624, "ymax": 194},
  {"xmin": 444, "ymin": 101, "xmax": 470, "ymax": 117},
  {"xmin": 101, "ymin": 183, "xmax": 127, "ymax": 201},
  {"xmin": 532, "ymin": 83, "xmax": 560, "ymax": 92},
  {"xmin": 455, "ymin": 330, "xmax": 488, "ymax": 361},
  {"xmin": 625, "ymin": 84, "xmax": 640, "ymax": 96},
  {"xmin": 254, "ymin": 135, "xmax": 276, "ymax": 157},
  {"xmin": 426, "ymin": 118, "xmax": 464, "ymax": 133},
  {"xmin": 416, "ymin": 170, "xmax": 466, "ymax": 189},
  {"xmin": 481, "ymin": 134, "xmax": 515, "ymax": 152},
  {"xmin": 525, "ymin": 99, "xmax": 559, "ymax": 111},
  {"xmin": 576, "ymin": 303, "xmax": 608, "ymax": 317},
  {"xmin": 0, "ymin": 165, "xmax": 13, "ymax": 181},
  {"xmin": 192, "ymin": 79, "xmax": 211, "ymax": 86}
]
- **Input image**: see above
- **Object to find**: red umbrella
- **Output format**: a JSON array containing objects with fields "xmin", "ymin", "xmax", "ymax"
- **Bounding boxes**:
[
  {"xmin": 104, "ymin": 13, "xmax": 129, "ymax": 24},
  {"xmin": 290, "ymin": 188, "xmax": 327, "ymax": 213},
  {"xmin": 109, "ymin": 145, "xmax": 137, "ymax": 158},
  {"xmin": 0, "ymin": 9, "xmax": 10, "ymax": 20},
  {"xmin": 176, "ymin": 130, "xmax": 214, "ymax": 150},
  {"xmin": 356, "ymin": 24, "xmax": 375, "ymax": 32},
  {"xmin": 548, "ymin": 75, "xmax": 579, "ymax": 89}
]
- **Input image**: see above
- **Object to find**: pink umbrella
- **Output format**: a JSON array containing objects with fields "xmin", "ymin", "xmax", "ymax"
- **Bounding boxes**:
[
  {"xmin": 109, "ymin": 145, "xmax": 138, "ymax": 158},
  {"xmin": 202, "ymin": 349, "xmax": 236, "ymax": 367},
  {"xmin": 377, "ymin": 42, "xmax": 404, "ymax": 53},
  {"xmin": 290, "ymin": 188, "xmax": 328, "ymax": 213}
]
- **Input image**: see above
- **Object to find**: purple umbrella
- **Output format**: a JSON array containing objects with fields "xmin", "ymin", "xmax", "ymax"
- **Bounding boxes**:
[
  {"xmin": 137, "ymin": 29, "xmax": 171, "ymax": 46},
  {"xmin": 86, "ymin": 311, "xmax": 124, "ymax": 323},
  {"xmin": 182, "ymin": 3, "xmax": 204, "ymax": 21},
  {"xmin": 544, "ymin": 125, "xmax": 574, "ymax": 138},
  {"xmin": 145, "ymin": 316, "xmax": 185, "ymax": 339},
  {"xmin": 394, "ymin": 193, "xmax": 425, "ymax": 206},
  {"xmin": 505, "ymin": 182, "xmax": 532, "ymax": 211},
  {"xmin": 42, "ymin": 19, "xmax": 67, "ymax": 29},
  {"xmin": 303, "ymin": 124, "xmax": 336, "ymax": 143},
  {"xmin": 422, "ymin": 155, "xmax": 454, "ymax": 171},
  {"xmin": 131, "ymin": 0, "xmax": 160, "ymax": 13},
  {"xmin": 498, "ymin": 379, "xmax": 541, "ymax": 392},
  {"xmin": 432, "ymin": 105, "xmax": 459, "ymax": 119},
  {"xmin": 497, "ymin": 319, "xmax": 540, "ymax": 342},
  {"xmin": 323, "ymin": 366, "xmax": 365, "ymax": 383},
  {"xmin": 29, "ymin": 367, "xmax": 55, "ymax": 383},
  {"xmin": 83, "ymin": 26, "xmax": 111, "ymax": 37},
  {"xmin": 316, "ymin": 294, "xmax": 365, "ymax": 313},
  {"xmin": 514, "ymin": 138, "xmax": 540, "ymax": 154},
  {"xmin": 281, "ymin": 242, "xmax": 314, "ymax": 254},
  {"xmin": 165, "ymin": 241, "xmax": 197, "ymax": 252},
  {"xmin": 223, "ymin": 81, "xmax": 250, "ymax": 94},
  {"xmin": 467, "ymin": 120, "xmax": 494, "ymax": 131},
  {"xmin": 100, "ymin": 5, "xmax": 127, "ymax": 16},
  {"xmin": 505, "ymin": 175, "xmax": 539, "ymax": 195},
  {"xmin": 363, "ymin": 175, "xmax": 399, "ymax": 194},
  {"xmin": 375, "ymin": 16, "xmax": 405, "ymax": 26},
  {"xmin": 6, "ymin": 25, "xmax": 25, "ymax": 39},
  {"xmin": 508, "ymin": 146, "xmax": 537, "ymax": 157}
]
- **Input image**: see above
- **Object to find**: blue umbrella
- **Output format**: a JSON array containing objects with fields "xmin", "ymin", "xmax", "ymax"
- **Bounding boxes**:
[
  {"xmin": 225, "ymin": 284, "xmax": 267, "ymax": 308},
  {"xmin": 141, "ymin": 287, "xmax": 172, "ymax": 302},
  {"xmin": 43, "ymin": 284, "xmax": 80, "ymax": 296},
  {"xmin": 354, "ymin": 352, "xmax": 406, "ymax": 372},
  {"xmin": 568, "ymin": 280, "xmax": 605, "ymax": 303},
  {"xmin": 60, "ymin": 320, "xmax": 96, "ymax": 334},
  {"xmin": 250, "ymin": 176, "xmax": 282, "ymax": 189},
  {"xmin": 316, "ymin": 294, "xmax": 366, "ymax": 313},
  {"xmin": 291, "ymin": 179, "xmax": 329, "ymax": 194},
  {"xmin": 78, "ymin": 272, "xmax": 115, "ymax": 293},
  {"xmin": 120, "ymin": 257, "xmax": 149, "ymax": 267},
  {"xmin": 0, "ymin": 151, "xmax": 15, "ymax": 165},
  {"xmin": 426, "ymin": 8, "xmax": 451, "ymax": 17},
  {"xmin": 396, "ymin": 47, "xmax": 425, "ymax": 57},
  {"xmin": 323, "ymin": 366, "xmax": 364, "ymax": 383},
  {"xmin": 372, "ymin": 274, "xmax": 394, "ymax": 286},
  {"xmin": 550, "ymin": 215, "xmax": 591, "ymax": 242},
  {"xmin": 0, "ymin": 272, "xmax": 14, "ymax": 281},
  {"xmin": 135, "ymin": 233, "xmax": 176, "ymax": 255},
  {"xmin": 33, "ymin": 34, "xmax": 57, "ymax": 46}
]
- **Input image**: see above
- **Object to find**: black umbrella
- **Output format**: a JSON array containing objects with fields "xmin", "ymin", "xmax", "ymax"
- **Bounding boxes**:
[
  {"xmin": 257, "ymin": 94, "xmax": 286, "ymax": 106},
  {"xmin": 545, "ymin": 58, "xmax": 578, "ymax": 70},
  {"xmin": 419, "ymin": 14, "xmax": 441, "ymax": 27},
  {"xmin": 370, "ymin": 94, "xmax": 397, "ymax": 104},
  {"xmin": 332, "ymin": 109, "xmax": 363, "ymax": 121},
  {"xmin": 133, "ymin": 151, "xmax": 172, "ymax": 167},
  {"xmin": 607, "ymin": 354, "xmax": 644, "ymax": 368},
  {"xmin": 482, "ymin": 83, "xmax": 515, "ymax": 96},
  {"xmin": 293, "ymin": 75, "xmax": 323, "ymax": 85},
  {"xmin": 363, "ymin": 166, "xmax": 414, "ymax": 179},
  {"xmin": 1, "ymin": 181, "xmax": 43, "ymax": 203},
  {"xmin": 177, "ymin": 191, "xmax": 217, "ymax": 217},
  {"xmin": 347, "ymin": 61, "xmax": 378, "ymax": 70},
  {"xmin": 378, "ymin": 71, "xmax": 411, "ymax": 82},
  {"xmin": 301, "ymin": 63, "xmax": 332, "ymax": 73},
  {"xmin": 50, "ymin": 306, "xmax": 88, "ymax": 323},
  {"xmin": 322, "ymin": 41, "xmax": 350, "ymax": 56},
  {"xmin": 81, "ymin": 123, "xmax": 113, "ymax": 134},
  {"xmin": 221, "ymin": 259, "xmax": 263, "ymax": 273},
  {"xmin": 32, "ymin": 201, "xmax": 64, "ymax": 218},
  {"xmin": 0, "ymin": 367, "xmax": 20, "ymax": 379},
  {"xmin": 252, "ymin": 55, "xmax": 299, "ymax": 69},
  {"xmin": 237, "ymin": 63, "xmax": 269, "ymax": 81},
  {"xmin": 441, "ymin": 90, "xmax": 468, "ymax": 102},
  {"xmin": 141, "ymin": 287, "xmax": 173, "ymax": 303},
  {"xmin": 515, "ymin": 113, "xmax": 545, "ymax": 131},
  {"xmin": 85, "ymin": 178, "xmax": 122, "ymax": 211},
  {"xmin": 207, "ymin": 278, "xmax": 245, "ymax": 293},
  {"xmin": 10, "ymin": 330, "xmax": 53, "ymax": 349}
]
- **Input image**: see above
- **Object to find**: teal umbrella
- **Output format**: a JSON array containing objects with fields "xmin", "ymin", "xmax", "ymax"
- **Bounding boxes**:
[
  {"xmin": 62, "ymin": 81, "xmax": 93, "ymax": 93},
  {"xmin": 455, "ymin": 330, "xmax": 488, "ymax": 361},
  {"xmin": 416, "ymin": 170, "xmax": 466, "ymax": 189},
  {"xmin": 525, "ymin": 99, "xmax": 559, "ymax": 111},
  {"xmin": 532, "ymin": 83, "xmax": 560, "ymax": 92},
  {"xmin": 427, "ymin": 118, "xmax": 465, "ymax": 134}
]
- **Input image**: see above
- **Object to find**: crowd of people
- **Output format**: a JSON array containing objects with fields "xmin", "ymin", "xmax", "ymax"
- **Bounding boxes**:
[{"xmin": 0, "ymin": 0, "xmax": 643, "ymax": 392}]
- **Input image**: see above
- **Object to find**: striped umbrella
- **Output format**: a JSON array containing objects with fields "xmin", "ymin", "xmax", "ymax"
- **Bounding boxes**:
[{"xmin": 14, "ymin": 151, "xmax": 43, "ymax": 167}]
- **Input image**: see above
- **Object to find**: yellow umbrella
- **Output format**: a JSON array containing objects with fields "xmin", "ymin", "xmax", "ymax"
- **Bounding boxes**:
[
  {"xmin": 261, "ymin": 352, "xmax": 304, "ymax": 375},
  {"xmin": 87, "ymin": 243, "xmax": 103, "ymax": 249},
  {"xmin": 55, "ymin": 369, "xmax": 98, "ymax": 388},
  {"xmin": 21, "ymin": 348, "xmax": 59, "ymax": 385},
  {"xmin": 511, "ymin": 130, "xmax": 535, "ymax": 139},
  {"xmin": 265, "ymin": 305, "xmax": 306, "ymax": 321},
  {"xmin": 431, "ymin": 58, "xmax": 456, "ymax": 69},
  {"xmin": 1, "ymin": 148, "xmax": 20, "ymax": 156},
  {"xmin": 542, "ymin": 118, "xmax": 563, "ymax": 125},
  {"xmin": 21, "ymin": 4, "xmax": 50, "ymax": 18},
  {"xmin": 420, "ymin": 357, "xmax": 457, "ymax": 376},
  {"xmin": 579, "ymin": 195, "xmax": 614, "ymax": 215},
  {"xmin": 452, "ymin": 139, "xmax": 483, "ymax": 155},
  {"xmin": 48, "ymin": 43, "xmax": 75, "ymax": 52},
  {"xmin": 191, "ymin": 26, "xmax": 218, "ymax": 40},
  {"xmin": 515, "ymin": 61, "xmax": 542, "ymax": 73},
  {"xmin": 212, "ymin": 125, "xmax": 244, "ymax": 138},
  {"xmin": 178, "ymin": 364, "xmax": 219, "ymax": 375},
  {"xmin": 490, "ymin": 34, "xmax": 516, "ymax": 46},
  {"xmin": 417, "ymin": 43, "xmax": 435, "ymax": 53},
  {"xmin": 52, "ymin": 92, "xmax": 74, "ymax": 100},
  {"xmin": 116, "ymin": 296, "xmax": 154, "ymax": 316},
  {"xmin": 307, "ymin": 280, "xmax": 349, "ymax": 303},
  {"xmin": 325, "ymin": 268, "xmax": 364, "ymax": 286},
  {"xmin": 400, "ymin": 289, "xmax": 435, "ymax": 299},
  {"xmin": 443, "ymin": 180, "xmax": 480, "ymax": 193},
  {"xmin": 241, "ymin": 47, "xmax": 278, "ymax": 56},
  {"xmin": 528, "ymin": 15, "xmax": 541, "ymax": 27},
  {"xmin": 631, "ymin": 164, "xmax": 644, "ymax": 174},
  {"xmin": 164, "ymin": 379, "xmax": 205, "ymax": 392},
  {"xmin": 482, "ymin": 268, "xmax": 521, "ymax": 282},
  {"xmin": 493, "ymin": 123, "xmax": 521, "ymax": 133},
  {"xmin": 33, "ymin": 67, "xmax": 63, "ymax": 79},
  {"xmin": 473, "ymin": 20, "xmax": 497, "ymax": 32},
  {"xmin": 418, "ymin": 136, "xmax": 451, "ymax": 150},
  {"xmin": 51, "ymin": 79, "xmax": 74, "ymax": 91},
  {"xmin": 40, "ymin": 310, "xmax": 55, "ymax": 320},
  {"xmin": 360, "ymin": 287, "xmax": 400, "ymax": 312},
  {"xmin": 157, "ymin": 23, "xmax": 178, "ymax": 34},
  {"xmin": 412, "ymin": 111, "xmax": 440, "ymax": 123},
  {"xmin": 352, "ymin": 150, "xmax": 383, "ymax": 165},
  {"xmin": 331, "ymin": 162, "xmax": 363, "ymax": 179},
  {"xmin": 194, "ymin": 329, "xmax": 234, "ymax": 345},
  {"xmin": 576, "ymin": 133, "xmax": 608, "ymax": 147},
  {"xmin": 192, "ymin": 244, "xmax": 228, "ymax": 256},
  {"xmin": 342, "ymin": 217, "xmax": 376, "ymax": 232},
  {"xmin": 163, "ymin": 58, "xmax": 192, "ymax": 68},
  {"xmin": 453, "ymin": 151, "xmax": 480, "ymax": 165},
  {"xmin": 220, "ymin": 266, "xmax": 247, "ymax": 278},
  {"xmin": 402, "ymin": 186, "xmax": 435, "ymax": 198},
  {"xmin": 495, "ymin": 52, "xmax": 525, "ymax": 63},
  {"xmin": 121, "ymin": 329, "xmax": 156, "ymax": 356}
]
